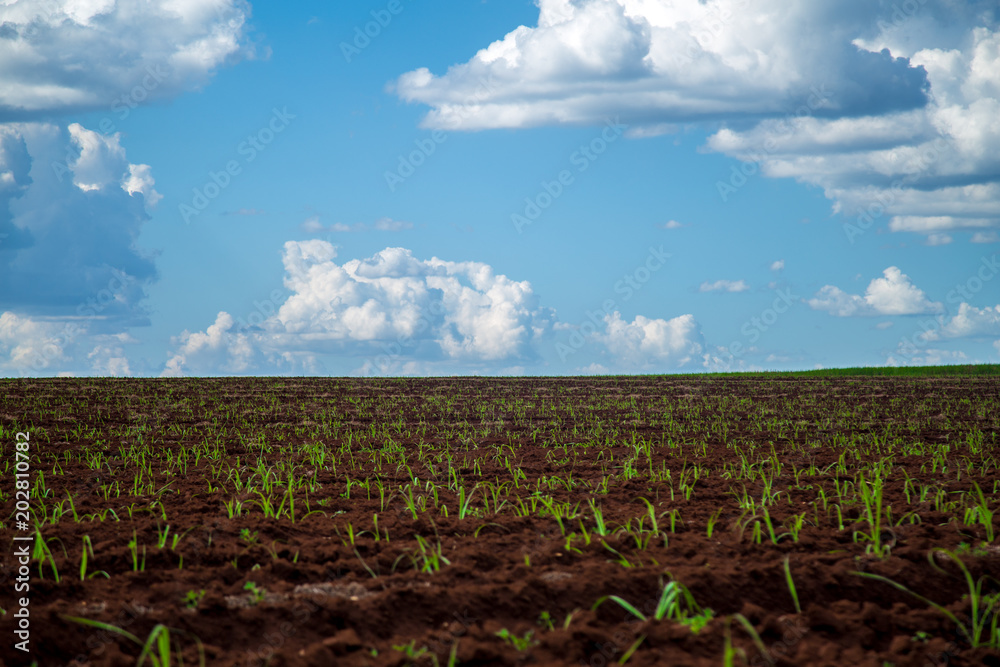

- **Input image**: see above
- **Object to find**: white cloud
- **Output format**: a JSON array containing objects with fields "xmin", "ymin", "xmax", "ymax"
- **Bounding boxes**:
[
  {"xmin": 162, "ymin": 312, "xmax": 257, "ymax": 377},
  {"xmin": 973, "ymin": 231, "xmax": 1000, "ymax": 244},
  {"xmin": 0, "ymin": 312, "xmax": 75, "ymax": 373},
  {"xmin": 394, "ymin": 0, "xmax": 928, "ymax": 131},
  {"xmin": 809, "ymin": 266, "xmax": 944, "ymax": 317},
  {"xmin": 0, "ymin": 0, "xmax": 256, "ymax": 117},
  {"xmin": 887, "ymin": 347, "xmax": 968, "ymax": 366},
  {"xmin": 300, "ymin": 216, "xmax": 414, "ymax": 235},
  {"xmin": 395, "ymin": 1, "xmax": 1000, "ymax": 240},
  {"xmin": 701, "ymin": 345, "xmax": 759, "ymax": 372},
  {"xmin": 373, "ymin": 217, "xmax": 413, "ymax": 231},
  {"xmin": 659, "ymin": 219, "xmax": 684, "ymax": 229},
  {"xmin": 770, "ymin": 260, "xmax": 785, "ymax": 271},
  {"xmin": 88, "ymin": 345, "xmax": 132, "ymax": 376},
  {"xmin": 922, "ymin": 303, "xmax": 1000, "ymax": 341},
  {"xmin": 700, "ymin": 279, "xmax": 749, "ymax": 293},
  {"xmin": 705, "ymin": 17, "xmax": 1000, "ymax": 240},
  {"xmin": 161, "ymin": 243, "xmax": 555, "ymax": 376},
  {"xmin": 593, "ymin": 311, "xmax": 704, "ymax": 370},
  {"xmin": 65, "ymin": 124, "xmax": 161, "ymax": 204},
  {"xmin": 1, "ymin": 123, "xmax": 156, "ymax": 323},
  {"xmin": 924, "ymin": 233, "xmax": 953, "ymax": 246},
  {"xmin": 889, "ymin": 216, "xmax": 997, "ymax": 233}
]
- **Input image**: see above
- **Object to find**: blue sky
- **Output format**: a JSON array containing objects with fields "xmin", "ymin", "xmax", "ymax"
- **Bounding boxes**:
[{"xmin": 1, "ymin": 0, "xmax": 999, "ymax": 377}]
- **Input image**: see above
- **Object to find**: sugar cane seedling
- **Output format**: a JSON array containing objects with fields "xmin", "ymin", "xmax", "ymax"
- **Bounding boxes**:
[
  {"xmin": 155, "ymin": 523, "xmax": 172, "ymax": 549},
  {"xmin": 61, "ymin": 616, "xmax": 206, "ymax": 667},
  {"xmin": 33, "ymin": 526, "xmax": 61, "ymax": 583},
  {"xmin": 243, "ymin": 581, "xmax": 266, "ymax": 605},
  {"xmin": 706, "ymin": 509, "xmax": 724, "ymax": 538},
  {"xmin": 588, "ymin": 498, "xmax": 610, "ymax": 536},
  {"xmin": 964, "ymin": 481, "xmax": 995, "ymax": 542},
  {"xmin": 128, "ymin": 529, "xmax": 146, "ymax": 572},
  {"xmin": 618, "ymin": 635, "xmax": 646, "ymax": 665},
  {"xmin": 853, "ymin": 549, "xmax": 1000, "ymax": 648},
  {"xmin": 78, "ymin": 535, "xmax": 108, "ymax": 580},
  {"xmin": 783, "ymin": 557, "xmax": 802, "ymax": 614},
  {"xmin": 592, "ymin": 578, "xmax": 714, "ymax": 632},
  {"xmin": 728, "ymin": 614, "xmax": 775, "ymax": 667}
]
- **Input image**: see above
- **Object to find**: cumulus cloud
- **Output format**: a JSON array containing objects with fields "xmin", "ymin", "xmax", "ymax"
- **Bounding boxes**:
[
  {"xmin": 770, "ymin": 260, "xmax": 785, "ymax": 271},
  {"xmin": 0, "ymin": 312, "xmax": 76, "ymax": 374},
  {"xmin": 809, "ymin": 266, "xmax": 944, "ymax": 316},
  {"xmin": 161, "ymin": 243, "xmax": 555, "ymax": 376},
  {"xmin": 162, "ymin": 312, "xmax": 259, "ymax": 377},
  {"xmin": 87, "ymin": 333, "xmax": 138, "ymax": 376},
  {"xmin": 699, "ymin": 279, "xmax": 749, "ymax": 293},
  {"xmin": 394, "ymin": 0, "xmax": 928, "ymax": 131},
  {"xmin": 0, "ymin": 0, "xmax": 256, "ymax": 119},
  {"xmin": 0, "ymin": 123, "xmax": 156, "ymax": 322},
  {"xmin": 705, "ymin": 12, "xmax": 1000, "ymax": 241},
  {"xmin": 394, "ymin": 1, "xmax": 1000, "ymax": 240},
  {"xmin": 920, "ymin": 303, "xmax": 1000, "ymax": 341},
  {"xmin": 591, "ymin": 311, "xmax": 704, "ymax": 370},
  {"xmin": 0, "ymin": 121, "xmax": 161, "ymax": 375}
]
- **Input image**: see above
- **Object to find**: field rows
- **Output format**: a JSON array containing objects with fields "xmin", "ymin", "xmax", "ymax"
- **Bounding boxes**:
[{"xmin": 0, "ymin": 376, "xmax": 998, "ymax": 666}]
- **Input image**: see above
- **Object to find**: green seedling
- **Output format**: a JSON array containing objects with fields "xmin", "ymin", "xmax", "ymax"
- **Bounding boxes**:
[
  {"xmin": 592, "ymin": 579, "xmax": 714, "ymax": 632},
  {"xmin": 61, "ymin": 616, "xmax": 206, "ymax": 667},
  {"xmin": 495, "ymin": 628, "xmax": 537, "ymax": 650},
  {"xmin": 783, "ymin": 556, "xmax": 802, "ymax": 614},
  {"xmin": 239, "ymin": 528, "xmax": 259, "ymax": 546},
  {"xmin": 853, "ymin": 549, "xmax": 1000, "ymax": 648},
  {"xmin": 243, "ymin": 581, "xmax": 266, "ymax": 605},
  {"xmin": 184, "ymin": 590, "xmax": 205, "ymax": 610}
]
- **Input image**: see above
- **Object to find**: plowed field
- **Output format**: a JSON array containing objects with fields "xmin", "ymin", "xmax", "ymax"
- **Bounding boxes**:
[{"xmin": 1, "ymin": 377, "xmax": 998, "ymax": 666}]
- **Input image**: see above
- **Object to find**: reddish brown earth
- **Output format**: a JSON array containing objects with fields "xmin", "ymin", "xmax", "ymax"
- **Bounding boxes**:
[{"xmin": 0, "ymin": 376, "xmax": 998, "ymax": 667}]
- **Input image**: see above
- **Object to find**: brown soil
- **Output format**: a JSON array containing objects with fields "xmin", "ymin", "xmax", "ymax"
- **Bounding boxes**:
[{"xmin": 0, "ymin": 377, "xmax": 998, "ymax": 667}]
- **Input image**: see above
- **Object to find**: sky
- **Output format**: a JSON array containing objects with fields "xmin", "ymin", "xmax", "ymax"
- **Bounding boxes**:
[{"xmin": 1, "ymin": 0, "xmax": 999, "ymax": 377}]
